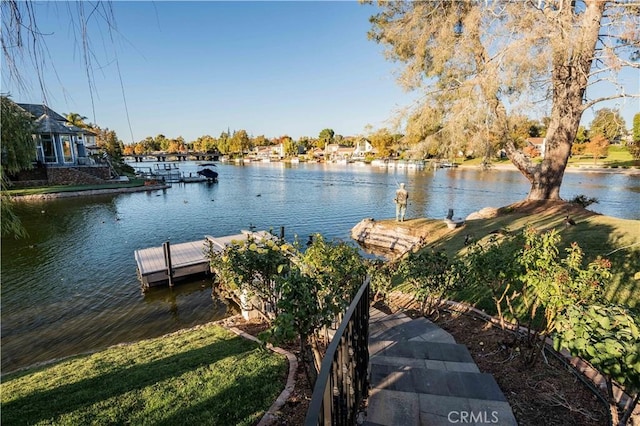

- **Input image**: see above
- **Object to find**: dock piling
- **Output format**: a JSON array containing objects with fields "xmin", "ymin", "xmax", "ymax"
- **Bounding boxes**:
[{"xmin": 163, "ymin": 241, "xmax": 174, "ymax": 288}]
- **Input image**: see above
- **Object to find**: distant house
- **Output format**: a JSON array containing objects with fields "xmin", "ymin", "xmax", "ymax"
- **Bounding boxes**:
[
  {"xmin": 325, "ymin": 144, "xmax": 355, "ymax": 161},
  {"xmin": 526, "ymin": 137, "xmax": 546, "ymax": 158},
  {"xmin": 352, "ymin": 138, "xmax": 375, "ymax": 159},
  {"xmin": 253, "ymin": 143, "xmax": 284, "ymax": 161},
  {"xmin": 17, "ymin": 103, "xmax": 97, "ymax": 166},
  {"xmin": 8, "ymin": 102, "xmax": 110, "ymax": 186}
]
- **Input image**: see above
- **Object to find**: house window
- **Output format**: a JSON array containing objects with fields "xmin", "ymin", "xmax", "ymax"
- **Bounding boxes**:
[
  {"xmin": 41, "ymin": 134, "xmax": 57, "ymax": 163},
  {"xmin": 60, "ymin": 135, "xmax": 73, "ymax": 163}
]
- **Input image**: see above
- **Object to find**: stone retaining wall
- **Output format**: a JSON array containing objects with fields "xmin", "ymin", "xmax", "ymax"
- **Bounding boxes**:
[
  {"xmin": 46, "ymin": 166, "xmax": 110, "ymax": 185},
  {"xmin": 351, "ymin": 218, "xmax": 424, "ymax": 257}
]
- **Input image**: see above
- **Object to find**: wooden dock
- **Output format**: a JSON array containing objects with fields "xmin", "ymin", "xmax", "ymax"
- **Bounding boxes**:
[{"xmin": 134, "ymin": 230, "xmax": 271, "ymax": 289}]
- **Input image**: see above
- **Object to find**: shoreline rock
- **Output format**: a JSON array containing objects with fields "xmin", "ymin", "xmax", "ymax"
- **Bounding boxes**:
[{"xmin": 351, "ymin": 218, "xmax": 427, "ymax": 258}]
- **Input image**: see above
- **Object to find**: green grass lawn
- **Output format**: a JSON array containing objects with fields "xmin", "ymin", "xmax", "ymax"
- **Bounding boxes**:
[
  {"xmin": 380, "ymin": 203, "xmax": 640, "ymax": 313},
  {"xmin": 7, "ymin": 179, "xmax": 148, "ymax": 196},
  {"xmin": 1, "ymin": 324, "xmax": 287, "ymax": 426},
  {"xmin": 458, "ymin": 145, "xmax": 638, "ymax": 168}
]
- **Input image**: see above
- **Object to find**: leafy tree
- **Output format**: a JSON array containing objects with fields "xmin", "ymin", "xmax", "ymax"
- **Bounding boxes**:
[
  {"xmin": 174, "ymin": 136, "xmax": 186, "ymax": 151},
  {"xmin": 584, "ymin": 134, "xmax": 609, "ymax": 164},
  {"xmin": 629, "ymin": 113, "xmax": 640, "ymax": 162},
  {"xmin": 281, "ymin": 136, "xmax": 297, "ymax": 157},
  {"xmin": 229, "ymin": 130, "xmax": 251, "ymax": 154},
  {"xmin": 575, "ymin": 125, "xmax": 589, "ymax": 144},
  {"xmin": 154, "ymin": 134, "xmax": 169, "ymax": 151},
  {"xmin": 368, "ymin": 128, "xmax": 395, "ymax": 158},
  {"xmin": 139, "ymin": 136, "xmax": 159, "ymax": 152},
  {"xmin": 133, "ymin": 143, "xmax": 145, "ymax": 155},
  {"xmin": 508, "ymin": 115, "xmax": 539, "ymax": 146},
  {"xmin": 252, "ymin": 135, "xmax": 271, "ymax": 147},
  {"xmin": 64, "ymin": 112, "xmax": 88, "ymax": 128},
  {"xmin": 1, "ymin": 96, "xmax": 35, "ymax": 175},
  {"xmin": 318, "ymin": 128, "xmax": 334, "ymax": 148},
  {"xmin": 217, "ymin": 135, "xmax": 231, "ymax": 155},
  {"xmin": 367, "ymin": 1, "xmax": 639, "ymax": 200},
  {"xmin": 166, "ymin": 141, "xmax": 181, "ymax": 154},
  {"xmin": 571, "ymin": 143, "xmax": 586, "ymax": 156},
  {"xmin": 94, "ymin": 127, "xmax": 133, "ymax": 175},
  {"xmin": 96, "ymin": 128, "xmax": 124, "ymax": 161},
  {"xmin": 1, "ymin": 96, "xmax": 35, "ymax": 238},
  {"xmin": 528, "ymin": 120, "xmax": 546, "ymax": 138},
  {"xmin": 192, "ymin": 135, "xmax": 217, "ymax": 153},
  {"xmin": 297, "ymin": 136, "xmax": 312, "ymax": 153},
  {"xmin": 589, "ymin": 108, "xmax": 626, "ymax": 143}
]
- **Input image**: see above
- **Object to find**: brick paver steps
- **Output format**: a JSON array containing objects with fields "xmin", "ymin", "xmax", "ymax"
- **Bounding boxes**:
[{"xmin": 364, "ymin": 307, "xmax": 518, "ymax": 426}]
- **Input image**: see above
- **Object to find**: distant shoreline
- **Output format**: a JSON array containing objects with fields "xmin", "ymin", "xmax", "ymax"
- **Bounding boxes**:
[
  {"xmin": 8, "ymin": 162, "xmax": 638, "ymax": 202},
  {"xmin": 10, "ymin": 184, "xmax": 170, "ymax": 202},
  {"xmin": 460, "ymin": 163, "xmax": 640, "ymax": 175}
]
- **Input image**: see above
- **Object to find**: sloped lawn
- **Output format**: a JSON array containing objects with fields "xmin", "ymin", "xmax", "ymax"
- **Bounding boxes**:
[{"xmin": 1, "ymin": 324, "xmax": 287, "ymax": 426}]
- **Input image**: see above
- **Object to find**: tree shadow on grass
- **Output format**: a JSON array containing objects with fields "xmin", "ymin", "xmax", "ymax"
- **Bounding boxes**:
[
  {"xmin": 427, "ymin": 212, "xmax": 639, "ymax": 316},
  {"xmin": 152, "ymin": 360, "xmax": 286, "ymax": 426},
  {"xmin": 1, "ymin": 335, "xmax": 256, "ymax": 425}
]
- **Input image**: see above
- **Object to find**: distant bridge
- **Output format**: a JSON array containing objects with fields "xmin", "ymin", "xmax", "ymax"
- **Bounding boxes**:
[{"xmin": 130, "ymin": 151, "xmax": 220, "ymax": 162}]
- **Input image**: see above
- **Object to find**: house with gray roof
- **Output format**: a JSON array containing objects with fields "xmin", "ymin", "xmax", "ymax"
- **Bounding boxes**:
[
  {"xmin": 17, "ymin": 103, "xmax": 98, "ymax": 166},
  {"xmin": 10, "ymin": 102, "xmax": 110, "ymax": 186}
]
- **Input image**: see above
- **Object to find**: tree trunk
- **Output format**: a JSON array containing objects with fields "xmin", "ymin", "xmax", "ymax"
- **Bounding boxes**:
[
  {"xmin": 300, "ymin": 338, "xmax": 318, "ymax": 389},
  {"xmin": 506, "ymin": 1, "xmax": 605, "ymax": 201}
]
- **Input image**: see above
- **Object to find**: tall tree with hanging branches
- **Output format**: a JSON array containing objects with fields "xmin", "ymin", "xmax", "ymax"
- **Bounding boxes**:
[
  {"xmin": 367, "ymin": 0, "xmax": 639, "ymax": 200},
  {"xmin": 1, "ymin": 96, "xmax": 35, "ymax": 237},
  {"xmin": 1, "ymin": 1, "xmax": 118, "ymax": 107}
]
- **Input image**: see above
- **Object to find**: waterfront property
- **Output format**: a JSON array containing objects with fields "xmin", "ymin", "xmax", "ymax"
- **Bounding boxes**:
[
  {"xmin": 17, "ymin": 103, "xmax": 97, "ymax": 166},
  {"xmin": 3, "ymin": 162, "xmax": 638, "ymax": 373},
  {"xmin": 9, "ymin": 101, "xmax": 112, "ymax": 186}
]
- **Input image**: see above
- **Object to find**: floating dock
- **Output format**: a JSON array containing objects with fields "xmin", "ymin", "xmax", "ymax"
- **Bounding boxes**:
[{"xmin": 134, "ymin": 230, "xmax": 270, "ymax": 289}]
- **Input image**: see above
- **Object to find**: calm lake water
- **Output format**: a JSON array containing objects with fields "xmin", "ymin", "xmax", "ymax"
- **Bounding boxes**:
[{"xmin": 2, "ymin": 161, "xmax": 639, "ymax": 372}]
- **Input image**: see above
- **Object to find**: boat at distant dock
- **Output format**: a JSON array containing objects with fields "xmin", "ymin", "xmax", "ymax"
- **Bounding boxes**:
[{"xmin": 133, "ymin": 162, "xmax": 219, "ymax": 184}]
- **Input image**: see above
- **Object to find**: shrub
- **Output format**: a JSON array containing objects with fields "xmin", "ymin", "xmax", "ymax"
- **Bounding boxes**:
[
  {"xmin": 554, "ymin": 305, "xmax": 640, "ymax": 425},
  {"xmin": 208, "ymin": 233, "xmax": 367, "ymax": 388},
  {"xmin": 397, "ymin": 249, "xmax": 457, "ymax": 316}
]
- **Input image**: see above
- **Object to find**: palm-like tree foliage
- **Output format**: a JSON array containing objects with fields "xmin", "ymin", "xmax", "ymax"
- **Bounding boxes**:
[{"xmin": 65, "ymin": 112, "xmax": 88, "ymax": 128}]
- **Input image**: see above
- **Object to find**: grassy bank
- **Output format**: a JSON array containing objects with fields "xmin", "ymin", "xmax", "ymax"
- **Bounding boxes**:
[
  {"xmin": 377, "ymin": 200, "xmax": 640, "ymax": 312},
  {"xmin": 457, "ymin": 145, "xmax": 638, "ymax": 169},
  {"xmin": 1, "ymin": 323, "xmax": 287, "ymax": 426},
  {"xmin": 6, "ymin": 179, "xmax": 147, "ymax": 196}
]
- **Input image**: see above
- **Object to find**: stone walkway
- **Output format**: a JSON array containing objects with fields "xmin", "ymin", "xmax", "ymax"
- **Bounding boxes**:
[{"xmin": 364, "ymin": 308, "xmax": 518, "ymax": 426}]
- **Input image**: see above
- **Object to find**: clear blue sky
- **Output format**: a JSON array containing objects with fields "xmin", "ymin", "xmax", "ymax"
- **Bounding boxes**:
[{"xmin": 3, "ymin": 1, "xmax": 638, "ymax": 144}]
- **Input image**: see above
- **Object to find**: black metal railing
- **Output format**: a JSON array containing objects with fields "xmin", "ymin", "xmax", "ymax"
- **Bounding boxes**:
[{"xmin": 305, "ymin": 276, "xmax": 370, "ymax": 426}]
